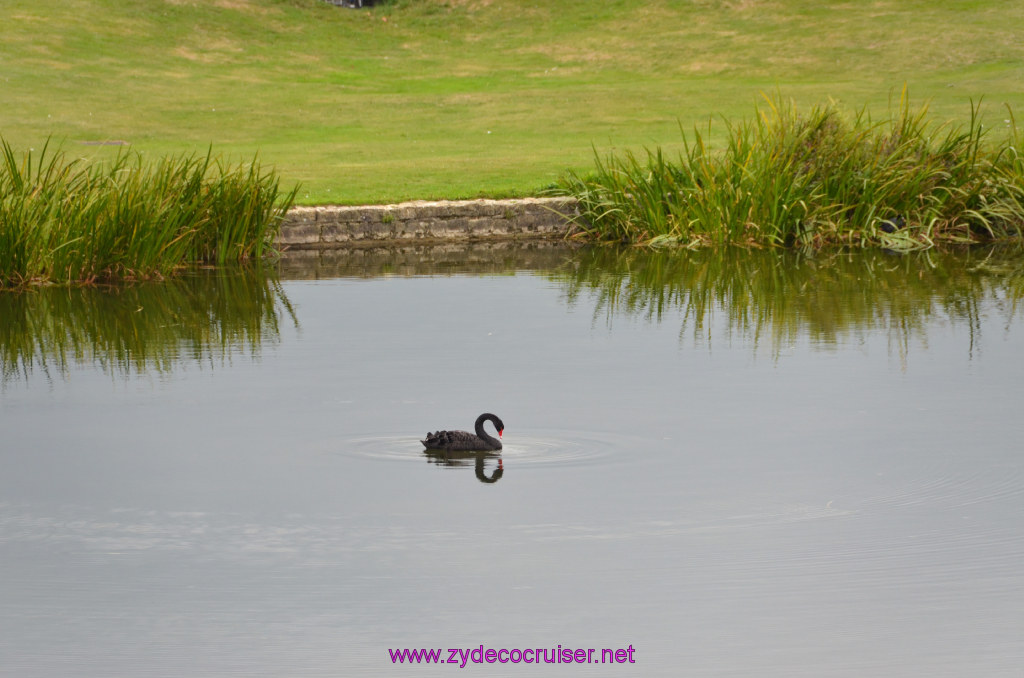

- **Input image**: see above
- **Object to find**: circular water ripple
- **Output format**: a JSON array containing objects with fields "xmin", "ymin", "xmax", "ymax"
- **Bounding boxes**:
[
  {"xmin": 495, "ymin": 432, "xmax": 620, "ymax": 467},
  {"xmin": 341, "ymin": 430, "xmax": 631, "ymax": 468},
  {"xmin": 850, "ymin": 451, "xmax": 1024, "ymax": 512}
]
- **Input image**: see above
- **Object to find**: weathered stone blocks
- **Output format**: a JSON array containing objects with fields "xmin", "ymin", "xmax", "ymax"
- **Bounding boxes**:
[{"xmin": 276, "ymin": 198, "xmax": 580, "ymax": 249}]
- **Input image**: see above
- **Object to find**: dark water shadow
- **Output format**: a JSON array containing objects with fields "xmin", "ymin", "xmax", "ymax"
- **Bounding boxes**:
[{"xmin": 1, "ymin": 265, "xmax": 298, "ymax": 385}]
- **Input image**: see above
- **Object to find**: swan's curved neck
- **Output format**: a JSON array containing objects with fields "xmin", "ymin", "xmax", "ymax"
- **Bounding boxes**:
[{"xmin": 474, "ymin": 413, "xmax": 502, "ymax": 448}]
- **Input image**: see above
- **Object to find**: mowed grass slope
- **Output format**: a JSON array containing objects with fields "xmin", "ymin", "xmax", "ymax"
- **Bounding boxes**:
[{"xmin": 3, "ymin": 0, "xmax": 1024, "ymax": 204}]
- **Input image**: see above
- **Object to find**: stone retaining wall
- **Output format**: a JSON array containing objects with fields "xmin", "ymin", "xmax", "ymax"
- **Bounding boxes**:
[{"xmin": 277, "ymin": 197, "xmax": 579, "ymax": 250}]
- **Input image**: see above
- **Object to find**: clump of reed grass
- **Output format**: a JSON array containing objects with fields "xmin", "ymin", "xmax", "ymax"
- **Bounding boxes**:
[
  {"xmin": 557, "ymin": 92, "xmax": 1024, "ymax": 249},
  {"xmin": 0, "ymin": 138, "xmax": 297, "ymax": 288}
]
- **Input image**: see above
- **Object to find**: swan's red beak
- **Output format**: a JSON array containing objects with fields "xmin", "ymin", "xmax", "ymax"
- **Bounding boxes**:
[{"xmin": 499, "ymin": 429, "xmax": 503, "ymax": 438}]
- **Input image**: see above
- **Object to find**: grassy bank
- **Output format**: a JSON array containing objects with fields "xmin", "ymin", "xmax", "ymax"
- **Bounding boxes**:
[
  {"xmin": 557, "ymin": 95, "xmax": 1024, "ymax": 248},
  {"xmin": 3, "ymin": 0, "xmax": 1024, "ymax": 204},
  {"xmin": 0, "ymin": 139, "xmax": 295, "ymax": 288}
]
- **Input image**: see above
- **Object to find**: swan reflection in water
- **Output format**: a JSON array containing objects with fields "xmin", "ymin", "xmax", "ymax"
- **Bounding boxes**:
[{"xmin": 422, "ymin": 449, "xmax": 505, "ymax": 484}]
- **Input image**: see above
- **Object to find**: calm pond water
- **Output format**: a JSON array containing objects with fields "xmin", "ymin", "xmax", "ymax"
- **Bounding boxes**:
[{"xmin": 2, "ymin": 243, "xmax": 1023, "ymax": 677}]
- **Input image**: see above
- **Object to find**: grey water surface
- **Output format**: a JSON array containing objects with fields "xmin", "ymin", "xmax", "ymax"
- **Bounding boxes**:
[{"xmin": 2, "ymin": 243, "xmax": 1023, "ymax": 677}]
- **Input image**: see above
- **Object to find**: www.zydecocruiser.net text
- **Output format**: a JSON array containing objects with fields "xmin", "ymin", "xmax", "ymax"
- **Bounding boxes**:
[{"xmin": 389, "ymin": 645, "xmax": 637, "ymax": 667}]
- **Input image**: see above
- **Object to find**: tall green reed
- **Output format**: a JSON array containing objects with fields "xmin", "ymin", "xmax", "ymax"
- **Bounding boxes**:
[
  {"xmin": 557, "ymin": 93, "xmax": 1024, "ymax": 249},
  {"xmin": 0, "ymin": 139, "xmax": 297, "ymax": 288}
]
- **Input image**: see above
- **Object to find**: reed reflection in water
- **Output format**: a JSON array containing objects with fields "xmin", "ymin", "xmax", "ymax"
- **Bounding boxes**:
[
  {"xmin": 553, "ymin": 244, "xmax": 1024, "ymax": 357},
  {"xmin": 6, "ymin": 243, "xmax": 1018, "ymax": 384},
  {"xmin": 282, "ymin": 241, "xmax": 1024, "ymax": 358},
  {"xmin": 0, "ymin": 266, "xmax": 297, "ymax": 383}
]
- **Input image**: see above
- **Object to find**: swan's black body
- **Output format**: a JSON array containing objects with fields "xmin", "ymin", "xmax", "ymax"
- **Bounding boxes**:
[{"xmin": 422, "ymin": 413, "xmax": 504, "ymax": 451}]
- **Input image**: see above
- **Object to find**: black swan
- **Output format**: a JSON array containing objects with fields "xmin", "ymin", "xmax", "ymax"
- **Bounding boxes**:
[{"xmin": 422, "ymin": 413, "xmax": 504, "ymax": 451}]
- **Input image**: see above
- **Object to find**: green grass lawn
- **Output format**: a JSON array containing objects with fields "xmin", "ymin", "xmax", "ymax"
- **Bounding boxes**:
[{"xmin": 3, "ymin": 0, "xmax": 1024, "ymax": 205}]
